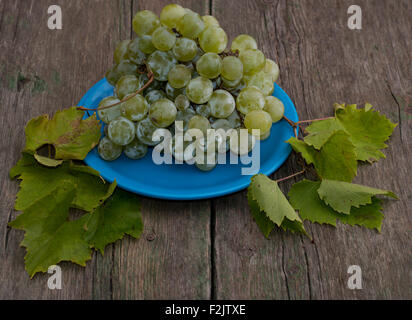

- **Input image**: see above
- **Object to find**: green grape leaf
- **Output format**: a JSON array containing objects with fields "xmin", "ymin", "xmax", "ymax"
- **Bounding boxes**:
[
  {"xmin": 287, "ymin": 138, "xmax": 316, "ymax": 165},
  {"xmin": 289, "ymin": 180, "xmax": 337, "ymax": 226},
  {"xmin": 289, "ymin": 179, "xmax": 385, "ymax": 230},
  {"xmin": 248, "ymin": 174, "xmax": 307, "ymax": 237},
  {"xmin": 338, "ymin": 198, "xmax": 384, "ymax": 231},
  {"xmin": 247, "ymin": 189, "xmax": 274, "ymax": 238},
  {"xmin": 33, "ymin": 154, "xmax": 63, "ymax": 167},
  {"xmin": 288, "ymin": 130, "xmax": 358, "ymax": 182},
  {"xmin": 84, "ymin": 189, "xmax": 143, "ymax": 254},
  {"xmin": 24, "ymin": 107, "xmax": 101, "ymax": 160},
  {"xmin": 9, "ymin": 182, "xmax": 92, "ymax": 277},
  {"xmin": 317, "ymin": 179, "xmax": 397, "ymax": 214},
  {"xmin": 304, "ymin": 103, "xmax": 397, "ymax": 162},
  {"xmin": 10, "ymin": 153, "xmax": 116, "ymax": 212}
]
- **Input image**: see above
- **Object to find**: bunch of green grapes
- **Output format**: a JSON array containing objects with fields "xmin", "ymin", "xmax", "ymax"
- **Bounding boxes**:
[{"xmin": 98, "ymin": 4, "xmax": 284, "ymax": 172}]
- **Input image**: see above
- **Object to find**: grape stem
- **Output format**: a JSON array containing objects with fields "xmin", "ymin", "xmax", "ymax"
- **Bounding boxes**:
[
  {"xmin": 282, "ymin": 115, "xmax": 335, "ymax": 137},
  {"xmin": 276, "ymin": 169, "xmax": 305, "ymax": 183},
  {"xmin": 77, "ymin": 62, "xmax": 154, "ymax": 112}
]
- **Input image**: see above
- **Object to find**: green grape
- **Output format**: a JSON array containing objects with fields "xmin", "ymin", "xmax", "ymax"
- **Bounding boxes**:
[
  {"xmin": 208, "ymin": 89, "xmax": 235, "ymax": 118},
  {"xmin": 264, "ymin": 58, "xmax": 280, "ymax": 82},
  {"xmin": 211, "ymin": 118, "xmax": 232, "ymax": 130},
  {"xmin": 124, "ymin": 138, "xmax": 148, "ymax": 160},
  {"xmin": 147, "ymin": 50, "xmax": 177, "ymax": 81},
  {"xmin": 196, "ymin": 104, "xmax": 210, "ymax": 118},
  {"xmin": 132, "ymin": 10, "xmax": 160, "ymax": 36},
  {"xmin": 120, "ymin": 93, "xmax": 148, "ymax": 121},
  {"xmin": 244, "ymin": 110, "xmax": 272, "ymax": 136},
  {"xmin": 236, "ymin": 86, "xmax": 265, "ymax": 114},
  {"xmin": 106, "ymin": 60, "xmax": 138, "ymax": 85},
  {"xmin": 115, "ymin": 75, "xmax": 141, "ymax": 100},
  {"xmin": 175, "ymin": 94, "xmax": 190, "ymax": 111},
  {"xmin": 98, "ymin": 136, "xmax": 122, "ymax": 161},
  {"xmin": 97, "ymin": 97, "xmax": 121, "ymax": 124},
  {"xmin": 168, "ymin": 64, "xmax": 191, "ymax": 89},
  {"xmin": 114, "ymin": 40, "xmax": 131, "ymax": 64},
  {"xmin": 198, "ymin": 26, "xmax": 227, "ymax": 53},
  {"xmin": 231, "ymin": 34, "xmax": 257, "ymax": 53},
  {"xmin": 176, "ymin": 108, "xmax": 196, "ymax": 131},
  {"xmin": 229, "ymin": 128, "xmax": 256, "ymax": 155},
  {"xmin": 195, "ymin": 153, "xmax": 217, "ymax": 171},
  {"xmin": 177, "ymin": 11, "xmax": 205, "ymax": 39},
  {"xmin": 165, "ymin": 82, "xmax": 185, "ymax": 100},
  {"xmin": 239, "ymin": 49, "xmax": 266, "ymax": 75},
  {"xmin": 160, "ymin": 4, "xmax": 187, "ymax": 28},
  {"xmin": 188, "ymin": 115, "xmax": 210, "ymax": 135},
  {"xmin": 172, "ymin": 37, "xmax": 198, "ymax": 62},
  {"xmin": 138, "ymin": 35, "xmax": 156, "ymax": 54},
  {"xmin": 149, "ymin": 98, "xmax": 177, "ymax": 127},
  {"xmin": 221, "ymin": 77, "xmax": 241, "ymax": 89},
  {"xmin": 145, "ymin": 89, "xmax": 167, "ymax": 105},
  {"xmin": 152, "ymin": 26, "xmax": 176, "ymax": 51},
  {"xmin": 226, "ymin": 110, "xmax": 242, "ymax": 128},
  {"xmin": 221, "ymin": 56, "xmax": 243, "ymax": 81},
  {"xmin": 108, "ymin": 117, "xmax": 136, "ymax": 146},
  {"xmin": 202, "ymin": 15, "xmax": 219, "ymax": 27},
  {"xmin": 247, "ymin": 71, "xmax": 274, "ymax": 96},
  {"xmin": 127, "ymin": 38, "xmax": 146, "ymax": 65},
  {"xmin": 196, "ymin": 53, "xmax": 222, "ymax": 79},
  {"xmin": 136, "ymin": 117, "xmax": 159, "ymax": 146},
  {"xmin": 168, "ymin": 135, "xmax": 194, "ymax": 163},
  {"xmin": 264, "ymin": 96, "xmax": 284, "ymax": 123},
  {"xmin": 186, "ymin": 77, "xmax": 213, "ymax": 104},
  {"xmin": 257, "ymin": 130, "xmax": 271, "ymax": 141}
]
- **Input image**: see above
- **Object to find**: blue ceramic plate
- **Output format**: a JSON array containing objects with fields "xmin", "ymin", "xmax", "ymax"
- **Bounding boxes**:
[{"xmin": 79, "ymin": 79, "xmax": 298, "ymax": 200}]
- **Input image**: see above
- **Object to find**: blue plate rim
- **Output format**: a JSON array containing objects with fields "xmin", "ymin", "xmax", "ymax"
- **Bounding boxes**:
[{"xmin": 79, "ymin": 79, "xmax": 299, "ymax": 200}]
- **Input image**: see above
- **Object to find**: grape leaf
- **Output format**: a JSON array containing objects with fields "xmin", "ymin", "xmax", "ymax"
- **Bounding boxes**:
[
  {"xmin": 304, "ymin": 103, "xmax": 397, "ymax": 162},
  {"xmin": 289, "ymin": 179, "xmax": 385, "ymax": 230},
  {"xmin": 317, "ymin": 179, "xmax": 397, "ymax": 214},
  {"xmin": 248, "ymin": 174, "xmax": 307, "ymax": 237},
  {"xmin": 9, "ymin": 182, "xmax": 92, "ymax": 277},
  {"xmin": 289, "ymin": 180, "xmax": 337, "ymax": 226},
  {"xmin": 84, "ymin": 188, "xmax": 143, "ymax": 254},
  {"xmin": 33, "ymin": 154, "xmax": 63, "ymax": 167},
  {"xmin": 24, "ymin": 107, "xmax": 101, "ymax": 160},
  {"xmin": 288, "ymin": 130, "xmax": 357, "ymax": 182},
  {"xmin": 10, "ymin": 153, "xmax": 116, "ymax": 212}
]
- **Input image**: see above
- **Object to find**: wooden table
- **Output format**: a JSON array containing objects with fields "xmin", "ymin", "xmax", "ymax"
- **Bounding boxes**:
[{"xmin": 0, "ymin": 0, "xmax": 410, "ymax": 299}]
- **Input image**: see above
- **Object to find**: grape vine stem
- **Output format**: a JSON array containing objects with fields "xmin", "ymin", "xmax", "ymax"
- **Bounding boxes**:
[
  {"xmin": 276, "ymin": 169, "xmax": 305, "ymax": 183},
  {"xmin": 283, "ymin": 115, "xmax": 335, "ymax": 137},
  {"xmin": 77, "ymin": 62, "xmax": 154, "ymax": 112}
]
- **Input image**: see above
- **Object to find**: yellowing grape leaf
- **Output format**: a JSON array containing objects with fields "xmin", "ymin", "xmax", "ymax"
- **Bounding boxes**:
[
  {"xmin": 248, "ymin": 174, "xmax": 307, "ymax": 237},
  {"xmin": 84, "ymin": 189, "xmax": 143, "ymax": 254},
  {"xmin": 288, "ymin": 130, "xmax": 357, "ymax": 182},
  {"xmin": 24, "ymin": 107, "xmax": 101, "ymax": 160},
  {"xmin": 304, "ymin": 103, "xmax": 397, "ymax": 162},
  {"xmin": 289, "ymin": 179, "xmax": 385, "ymax": 231},
  {"xmin": 10, "ymin": 153, "xmax": 116, "ymax": 212},
  {"xmin": 9, "ymin": 182, "xmax": 92, "ymax": 278},
  {"xmin": 317, "ymin": 179, "xmax": 397, "ymax": 214}
]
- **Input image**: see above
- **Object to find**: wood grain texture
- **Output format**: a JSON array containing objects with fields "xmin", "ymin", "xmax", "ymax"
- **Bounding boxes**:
[
  {"xmin": 212, "ymin": 0, "xmax": 411, "ymax": 299},
  {"xmin": 0, "ymin": 0, "xmax": 410, "ymax": 300}
]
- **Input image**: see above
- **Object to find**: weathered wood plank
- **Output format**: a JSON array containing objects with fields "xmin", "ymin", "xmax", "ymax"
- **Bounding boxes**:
[
  {"xmin": 212, "ymin": 0, "xmax": 411, "ymax": 299},
  {"xmin": 0, "ymin": 0, "xmax": 211, "ymax": 299}
]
